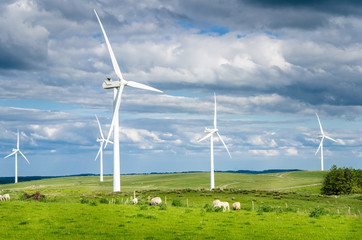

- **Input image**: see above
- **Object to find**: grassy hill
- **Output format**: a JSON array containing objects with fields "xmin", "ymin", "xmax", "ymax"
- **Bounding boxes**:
[
  {"xmin": 1, "ymin": 171, "xmax": 327, "ymax": 194},
  {"xmin": 0, "ymin": 171, "xmax": 360, "ymax": 239}
]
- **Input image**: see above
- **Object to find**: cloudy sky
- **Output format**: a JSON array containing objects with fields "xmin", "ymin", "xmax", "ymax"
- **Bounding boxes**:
[{"xmin": 0, "ymin": 0, "xmax": 361, "ymax": 177}]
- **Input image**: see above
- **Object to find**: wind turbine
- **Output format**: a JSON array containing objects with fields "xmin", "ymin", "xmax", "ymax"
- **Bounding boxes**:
[
  {"xmin": 94, "ymin": 10, "xmax": 163, "ymax": 192},
  {"xmin": 198, "ymin": 93, "xmax": 231, "ymax": 190},
  {"xmin": 94, "ymin": 115, "xmax": 113, "ymax": 182},
  {"xmin": 315, "ymin": 113, "xmax": 337, "ymax": 171},
  {"xmin": 4, "ymin": 130, "xmax": 30, "ymax": 183}
]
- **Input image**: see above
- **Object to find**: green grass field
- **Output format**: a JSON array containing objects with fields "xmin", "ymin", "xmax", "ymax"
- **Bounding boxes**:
[{"xmin": 0, "ymin": 171, "xmax": 361, "ymax": 239}]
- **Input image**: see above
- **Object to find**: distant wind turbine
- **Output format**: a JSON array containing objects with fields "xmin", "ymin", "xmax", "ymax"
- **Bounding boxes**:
[
  {"xmin": 94, "ymin": 9, "xmax": 163, "ymax": 192},
  {"xmin": 315, "ymin": 113, "xmax": 337, "ymax": 171},
  {"xmin": 4, "ymin": 130, "xmax": 30, "ymax": 183},
  {"xmin": 198, "ymin": 93, "xmax": 231, "ymax": 190},
  {"xmin": 94, "ymin": 115, "xmax": 113, "ymax": 182}
]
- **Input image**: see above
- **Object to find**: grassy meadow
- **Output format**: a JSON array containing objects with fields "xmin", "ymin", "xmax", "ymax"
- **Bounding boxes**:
[{"xmin": 0, "ymin": 171, "xmax": 361, "ymax": 239}]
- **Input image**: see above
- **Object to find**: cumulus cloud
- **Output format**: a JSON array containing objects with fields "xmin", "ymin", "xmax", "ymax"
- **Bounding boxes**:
[{"xmin": 0, "ymin": 0, "xmax": 361, "ymax": 175}]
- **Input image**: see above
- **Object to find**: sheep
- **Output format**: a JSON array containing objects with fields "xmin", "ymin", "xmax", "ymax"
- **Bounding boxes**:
[
  {"xmin": 149, "ymin": 197, "xmax": 162, "ymax": 206},
  {"xmin": 212, "ymin": 199, "xmax": 221, "ymax": 207},
  {"xmin": 0, "ymin": 195, "xmax": 3, "ymax": 201},
  {"xmin": 218, "ymin": 201, "xmax": 230, "ymax": 212},
  {"xmin": 132, "ymin": 198, "xmax": 138, "ymax": 205},
  {"xmin": 3, "ymin": 194, "xmax": 10, "ymax": 201},
  {"xmin": 232, "ymin": 202, "xmax": 241, "ymax": 210}
]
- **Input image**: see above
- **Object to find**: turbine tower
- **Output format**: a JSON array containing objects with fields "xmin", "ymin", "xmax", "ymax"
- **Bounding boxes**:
[
  {"xmin": 94, "ymin": 115, "xmax": 113, "ymax": 182},
  {"xmin": 315, "ymin": 113, "xmax": 337, "ymax": 171},
  {"xmin": 198, "ymin": 93, "xmax": 231, "ymax": 190},
  {"xmin": 94, "ymin": 10, "xmax": 163, "ymax": 192},
  {"xmin": 4, "ymin": 130, "xmax": 30, "ymax": 183}
]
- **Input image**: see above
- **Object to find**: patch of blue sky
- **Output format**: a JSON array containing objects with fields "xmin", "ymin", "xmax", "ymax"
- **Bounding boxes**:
[
  {"xmin": 177, "ymin": 20, "xmax": 229, "ymax": 36},
  {"xmin": 264, "ymin": 30, "xmax": 279, "ymax": 38},
  {"xmin": 199, "ymin": 25, "xmax": 229, "ymax": 36}
]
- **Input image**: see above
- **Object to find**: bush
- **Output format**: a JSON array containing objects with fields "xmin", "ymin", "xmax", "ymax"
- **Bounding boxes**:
[
  {"xmin": 257, "ymin": 205, "xmax": 274, "ymax": 213},
  {"xmin": 89, "ymin": 200, "xmax": 98, "ymax": 206},
  {"xmin": 80, "ymin": 198, "xmax": 89, "ymax": 204},
  {"xmin": 159, "ymin": 203, "xmax": 167, "ymax": 210},
  {"xmin": 99, "ymin": 198, "xmax": 109, "ymax": 204},
  {"xmin": 321, "ymin": 165, "xmax": 362, "ymax": 195},
  {"xmin": 309, "ymin": 207, "xmax": 328, "ymax": 217},
  {"xmin": 172, "ymin": 199, "xmax": 184, "ymax": 207},
  {"xmin": 203, "ymin": 203, "xmax": 214, "ymax": 212}
]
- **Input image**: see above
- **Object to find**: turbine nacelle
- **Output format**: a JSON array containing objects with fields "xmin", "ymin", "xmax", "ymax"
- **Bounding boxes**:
[
  {"xmin": 204, "ymin": 127, "xmax": 217, "ymax": 134},
  {"xmin": 96, "ymin": 138, "xmax": 103, "ymax": 143},
  {"xmin": 102, "ymin": 79, "xmax": 122, "ymax": 89}
]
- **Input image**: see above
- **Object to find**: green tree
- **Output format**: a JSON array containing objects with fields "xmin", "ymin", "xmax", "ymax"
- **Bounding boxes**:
[{"xmin": 321, "ymin": 165, "xmax": 361, "ymax": 195}]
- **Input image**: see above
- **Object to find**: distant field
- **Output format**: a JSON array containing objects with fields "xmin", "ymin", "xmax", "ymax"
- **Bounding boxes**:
[
  {"xmin": 0, "ymin": 171, "xmax": 327, "ymax": 194},
  {"xmin": 0, "ymin": 171, "xmax": 360, "ymax": 239}
]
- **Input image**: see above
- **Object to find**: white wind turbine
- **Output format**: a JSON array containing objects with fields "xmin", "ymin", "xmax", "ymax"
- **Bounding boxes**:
[
  {"xmin": 4, "ymin": 130, "xmax": 30, "ymax": 183},
  {"xmin": 94, "ymin": 10, "xmax": 163, "ymax": 192},
  {"xmin": 315, "ymin": 113, "xmax": 337, "ymax": 171},
  {"xmin": 198, "ymin": 93, "xmax": 231, "ymax": 190},
  {"xmin": 94, "ymin": 115, "xmax": 113, "ymax": 182}
]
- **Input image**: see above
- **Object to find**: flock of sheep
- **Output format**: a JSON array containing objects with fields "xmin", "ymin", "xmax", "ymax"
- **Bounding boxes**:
[
  {"xmin": 1, "ymin": 193, "xmax": 238, "ymax": 212},
  {"xmin": 143, "ymin": 196, "xmax": 240, "ymax": 212},
  {"xmin": 0, "ymin": 194, "xmax": 10, "ymax": 201},
  {"xmin": 213, "ymin": 200, "xmax": 240, "ymax": 211}
]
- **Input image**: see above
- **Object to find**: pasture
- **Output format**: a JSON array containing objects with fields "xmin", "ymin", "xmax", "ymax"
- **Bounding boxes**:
[{"xmin": 0, "ymin": 171, "xmax": 361, "ymax": 239}]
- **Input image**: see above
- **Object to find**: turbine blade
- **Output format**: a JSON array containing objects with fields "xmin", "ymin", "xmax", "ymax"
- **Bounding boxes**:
[
  {"xmin": 17, "ymin": 130, "xmax": 19, "ymax": 149},
  {"xmin": 315, "ymin": 138, "xmax": 323, "ymax": 155},
  {"xmin": 214, "ymin": 93, "xmax": 217, "ymax": 129},
  {"xmin": 198, "ymin": 131, "xmax": 214, "ymax": 143},
  {"xmin": 95, "ymin": 114, "xmax": 104, "ymax": 139},
  {"xmin": 216, "ymin": 132, "xmax": 232, "ymax": 159},
  {"xmin": 105, "ymin": 85, "xmax": 125, "ymax": 148},
  {"xmin": 19, "ymin": 151, "xmax": 30, "ymax": 164},
  {"xmin": 105, "ymin": 139, "xmax": 114, "ymax": 145},
  {"xmin": 4, "ymin": 151, "xmax": 16, "ymax": 159},
  {"xmin": 94, "ymin": 9, "xmax": 124, "ymax": 81},
  {"xmin": 95, "ymin": 144, "xmax": 102, "ymax": 161},
  {"xmin": 325, "ymin": 135, "xmax": 337, "ymax": 143},
  {"xmin": 127, "ymin": 81, "xmax": 163, "ymax": 93},
  {"xmin": 315, "ymin": 113, "xmax": 324, "ymax": 135}
]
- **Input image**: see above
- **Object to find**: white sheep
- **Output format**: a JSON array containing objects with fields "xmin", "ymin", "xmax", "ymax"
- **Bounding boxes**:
[
  {"xmin": 3, "ymin": 194, "xmax": 10, "ymax": 201},
  {"xmin": 132, "ymin": 198, "xmax": 138, "ymax": 205},
  {"xmin": 149, "ymin": 197, "xmax": 162, "ymax": 206},
  {"xmin": 0, "ymin": 195, "xmax": 3, "ymax": 201},
  {"xmin": 218, "ymin": 202, "xmax": 230, "ymax": 212},
  {"xmin": 212, "ymin": 199, "xmax": 221, "ymax": 207},
  {"xmin": 232, "ymin": 202, "xmax": 241, "ymax": 210}
]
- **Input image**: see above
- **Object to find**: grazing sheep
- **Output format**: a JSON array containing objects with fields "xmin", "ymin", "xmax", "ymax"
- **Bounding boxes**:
[
  {"xmin": 0, "ymin": 195, "xmax": 3, "ymax": 201},
  {"xmin": 212, "ymin": 199, "xmax": 221, "ymax": 207},
  {"xmin": 3, "ymin": 194, "xmax": 10, "ymax": 201},
  {"xmin": 132, "ymin": 198, "xmax": 138, "ymax": 205},
  {"xmin": 218, "ymin": 202, "xmax": 230, "ymax": 212},
  {"xmin": 149, "ymin": 197, "xmax": 162, "ymax": 206},
  {"xmin": 232, "ymin": 202, "xmax": 241, "ymax": 210}
]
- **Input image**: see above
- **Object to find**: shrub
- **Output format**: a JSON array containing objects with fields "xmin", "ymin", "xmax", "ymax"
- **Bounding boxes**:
[
  {"xmin": 309, "ymin": 207, "xmax": 328, "ymax": 217},
  {"xmin": 257, "ymin": 205, "xmax": 274, "ymax": 213},
  {"xmin": 99, "ymin": 198, "xmax": 109, "ymax": 204},
  {"xmin": 89, "ymin": 200, "xmax": 98, "ymax": 206},
  {"xmin": 159, "ymin": 203, "xmax": 167, "ymax": 210},
  {"xmin": 203, "ymin": 203, "xmax": 214, "ymax": 212},
  {"xmin": 172, "ymin": 199, "xmax": 184, "ymax": 207},
  {"xmin": 321, "ymin": 165, "xmax": 362, "ymax": 195},
  {"xmin": 80, "ymin": 198, "xmax": 89, "ymax": 204}
]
